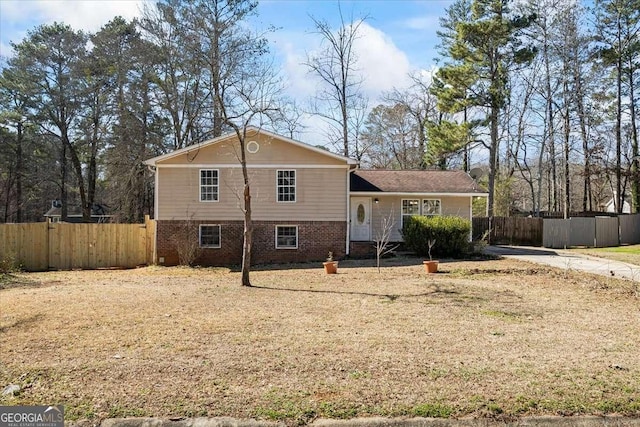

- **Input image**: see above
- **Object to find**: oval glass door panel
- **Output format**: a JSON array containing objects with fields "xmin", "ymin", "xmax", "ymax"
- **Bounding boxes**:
[{"xmin": 357, "ymin": 203, "xmax": 365, "ymax": 224}]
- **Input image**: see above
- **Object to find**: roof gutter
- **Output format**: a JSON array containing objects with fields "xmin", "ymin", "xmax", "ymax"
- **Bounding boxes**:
[{"xmin": 350, "ymin": 191, "xmax": 488, "ymax": 197}]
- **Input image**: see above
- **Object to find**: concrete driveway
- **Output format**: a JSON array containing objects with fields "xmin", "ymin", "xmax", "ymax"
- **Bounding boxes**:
[{"xmin": 486, "ymin": 245, "xmax": 640, "ymax": 282}]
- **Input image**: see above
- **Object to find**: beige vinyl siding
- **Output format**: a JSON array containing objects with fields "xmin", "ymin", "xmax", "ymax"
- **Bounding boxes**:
[
  {"xmin": 366, "ymin": 195, "xmax": 472, "ymax": 241},
  {"xmin": 441, "ymin": 196, "xmax": 472, "ymax": 218},
  {"xmin": 157, "ymin": 167, "xmax": 347, "ymax": 221},
  {"xmin": 159, "ymin": 133, "xmax": 346, "ymax": 166}
]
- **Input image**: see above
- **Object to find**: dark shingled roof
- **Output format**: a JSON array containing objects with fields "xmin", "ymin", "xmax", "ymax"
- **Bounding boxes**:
[{"xmin": 350, "ymin": 169, "xmax": 485, "ymax": 194}]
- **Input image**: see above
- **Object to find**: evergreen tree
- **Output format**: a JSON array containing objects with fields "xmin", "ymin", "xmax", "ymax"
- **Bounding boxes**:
[
  {"xmin": 433, "ymin": 0, "xmax": 536, "ymax": 217},
  {"xmin": 8, "ymin": 23, "xmax": 89, "ymax": 221}
]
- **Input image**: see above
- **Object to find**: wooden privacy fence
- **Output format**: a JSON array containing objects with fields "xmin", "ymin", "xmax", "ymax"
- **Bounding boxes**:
[
  {"xmin": 472, "ymin": 216, "xmax": 543, "ymax": 246},
  {"xmin": 0, "ymin": 216, "xmax": 156, "ymax": 271},
  {"xmin": 473, "ymin": 214, "xmax": 640, "ymax": 248},
  {"xmin": 543, "ymin": 214, "xmax": 640, "ymax": 249}
]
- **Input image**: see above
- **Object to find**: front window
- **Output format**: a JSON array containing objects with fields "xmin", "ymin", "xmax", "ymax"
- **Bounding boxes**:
[
  {"xmin": 200, "ymin": 169, "xmax": 219, "ymax": 202},
  {"xmin": 422, "ymin": 199, "xmax": 441, "ymax": 216},
  {"xmin": 401, "ymin": 199, "xmax": 420, "ymax": 227},
  {"xmin": 199, "ymin": 224, "xmax": 221, "ymax": 248},
  {"xmin": 276, "ymin": 225, "xmax": 298, "ymax": 249},
  {"xmin": 277, "ymin": 170, "xmax": 296, "ymax": 202}
]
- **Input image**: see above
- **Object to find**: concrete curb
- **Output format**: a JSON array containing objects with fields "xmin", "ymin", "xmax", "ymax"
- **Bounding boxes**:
[
  {"xmin": 313, "ymin": 416, "xmax": 640, "ymax": 426},
  {"xmin": 70, "ymin": 416, "xmax": 640, "ymax": 427}
]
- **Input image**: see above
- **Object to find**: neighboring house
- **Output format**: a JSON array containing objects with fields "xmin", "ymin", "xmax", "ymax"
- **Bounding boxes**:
[
  {"xmin": 44, "ymin": 200, "xmax": 111, "ymax": 223},
  {"xmin": 603, "ymin": 196, "xmax": 631, "ymax": 214},
  {"xmin": 144, "ymin": 127, "xmax": 487, "ymax": 266}
]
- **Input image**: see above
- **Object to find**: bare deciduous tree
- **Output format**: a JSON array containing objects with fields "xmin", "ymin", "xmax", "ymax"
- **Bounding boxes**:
[
  {"xmin": 305, "ymin": 6, "xmax": 368, "ymax": 158},
  {"xmin": 374, "ymin": 207, "xmax": 399, "ymax": 273},
  {"xmin": 216, "ymin": 59, "xmax": 283, "ymax": 287}
]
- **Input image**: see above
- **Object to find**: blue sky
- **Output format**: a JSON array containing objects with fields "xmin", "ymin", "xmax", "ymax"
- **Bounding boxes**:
[
  {"xmin": 0, "ymin": 0, "xmax": 451, "ymax": 87},
  {"xmin": 0, "ymin": 0, "xmax": 452, "ymax": 142}
]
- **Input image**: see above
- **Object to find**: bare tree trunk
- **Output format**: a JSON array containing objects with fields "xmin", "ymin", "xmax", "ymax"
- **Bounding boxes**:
[
  {"xmin": 563, "ymin": 104, "xmax": 571, "ymax": 219},
  {"xmin": 3, "ymin": 167, "xmax": 13, "ymax": 222},
  {"xmin": 341, "ymin": 79, "xmax": 349, "ymax": 157},
  {"xmin": 615, "ymin": 20, "xmax": 623, "ymax": 213},
  {"xmin": 543, "ymin": 36, "xmax": 558, "ymax": 212},
  {"xmin": 16, "ymin": 122, "xmax": 23, "ymax": 223},
  {"xmin": 463, "ymin": 107, "xmax": 469, "ymax": 172},
  {"xmin": 488, "ymin": 106, "xmax": 499, "ymax": 219},
  {"xmin": 575, "ymin": 76, "xmax": 592, "ymax": 211},
  {"xmin": 562, "ymin": 33, "xmax": 571, "ymax": 219},
  {"xmin": 629, "ymin": 62, "xmax": 639, "ymax": 213},
  {"xmin": 241, "ymin": 181, "xmax": 252, "ymax": 287},
  {"xmin": 212, "ymin": 25, "xmax": 223, "ymax": 138},
  {"xmin": 237, "ymin": 127, "xmax": 252, "ymax": 287},
  {"xmin": 86, "ymin": 95, "xmax": 100, "ymax": 222},
  {"xmin": 60, "ymin": 142, "xmax": 68, "ymax": 221}
]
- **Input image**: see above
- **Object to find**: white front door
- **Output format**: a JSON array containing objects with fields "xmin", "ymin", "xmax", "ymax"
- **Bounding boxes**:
[{"xmin": 350, "ymin": 197, "xmax": 371, "ymax": 241}]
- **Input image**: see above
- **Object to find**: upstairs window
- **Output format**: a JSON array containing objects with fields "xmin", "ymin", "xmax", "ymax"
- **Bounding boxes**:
[
  {"xmin": 277, "ymin": 170, "xmax": 296, "ymax": 202},
  {"xmin": 200, "ymin": 169, "xmax": 219, "ymax": 202}
]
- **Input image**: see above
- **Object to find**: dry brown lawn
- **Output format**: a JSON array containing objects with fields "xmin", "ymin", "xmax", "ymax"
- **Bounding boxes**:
[{"xmin": 1, "ymin": 257, "xmax": 639, "ymax": 425}]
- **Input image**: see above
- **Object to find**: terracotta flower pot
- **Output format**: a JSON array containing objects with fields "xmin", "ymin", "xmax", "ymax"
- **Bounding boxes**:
[
  {"xmin": 323, "ymin": 261, "xmax": 338, "ymax": 274},
  {"xmin": 423, "ymin": 260, "xmax": 439, "ymax": 273}
]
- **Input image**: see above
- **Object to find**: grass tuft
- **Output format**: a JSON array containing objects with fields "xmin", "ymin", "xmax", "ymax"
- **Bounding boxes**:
[{"xmin": 412, "ymin": 403, "xmax": 454, "ymax": 418}]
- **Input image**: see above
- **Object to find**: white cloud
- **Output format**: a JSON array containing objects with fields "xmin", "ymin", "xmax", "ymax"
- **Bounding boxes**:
[
  {"xmin": 403, "ymin": 15, "xmax": 440, "ymax": 31},
  {"xmin": 273, "ymin": 21, "xmax": 416, "ymax": 147},
  {"xmin": 281, "ymin": 39, "xmax": 318, "ymax": 100},
  {"xmin": 0, "ymin": 41, "xmax": 14, "ymax": 58},
  {"xmin": 278, "ymin": 21, "xmax": 413, "ymax": 108},
  {"xmin": 352, "ymin": 22, "xmax": 412, "ymax": 98},
  {"xmin": 2, "ymin": 0, "xmax": 145, "ymax": 34}
]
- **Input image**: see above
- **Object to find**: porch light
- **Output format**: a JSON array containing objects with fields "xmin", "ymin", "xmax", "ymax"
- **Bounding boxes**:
[{"xmin": 374, "ymin": 198, "xmax": 379, "ymax": 204}]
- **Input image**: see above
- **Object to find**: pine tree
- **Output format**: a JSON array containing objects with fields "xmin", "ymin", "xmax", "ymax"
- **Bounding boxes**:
[{"xmin": 433, "ymin": 0, "xmax": 536, "ymax": 217}]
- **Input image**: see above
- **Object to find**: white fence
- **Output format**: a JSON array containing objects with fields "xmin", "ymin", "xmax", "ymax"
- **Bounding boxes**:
[{"xmin": 543, "ymin": 214, "xmax": 640, "ymax": 249}]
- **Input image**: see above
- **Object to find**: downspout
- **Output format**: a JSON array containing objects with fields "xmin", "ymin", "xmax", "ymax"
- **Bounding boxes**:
[
  {"xmin": 469, "ymin": 196, "xmax": 473, "ymax": 242},
  {"xmin": 147, "ymin": 164, "xmax": 159, "ymax": 220},
  {"xmin": 146, "ymin": 164, "xmax": 158, "ymax": 264},
  {"xmin": 346, "ymin": 165, "xmax": 357, "ymax": 256}
]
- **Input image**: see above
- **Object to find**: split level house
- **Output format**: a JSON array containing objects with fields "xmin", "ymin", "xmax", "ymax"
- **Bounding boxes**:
[{"xmin": 144, "ymin": 127, "xmax": 488, "ymax": 266}]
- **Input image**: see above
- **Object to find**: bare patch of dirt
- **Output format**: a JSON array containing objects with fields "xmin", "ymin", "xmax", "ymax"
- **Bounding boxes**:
[{"xmin": 1, "ymin": 258, "xmax": 638, "ymax": 424}]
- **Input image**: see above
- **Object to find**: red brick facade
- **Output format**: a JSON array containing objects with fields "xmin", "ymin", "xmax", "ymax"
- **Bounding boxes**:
[
  {"xmin": 349, "ymin": 241, "xmax": 376, "ymax": 258},
  {"xmin": 156, "ymin": 220, "xmax": 347, "ymax": 266}
]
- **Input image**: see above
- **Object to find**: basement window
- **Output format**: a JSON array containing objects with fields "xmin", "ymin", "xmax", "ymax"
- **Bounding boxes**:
[
  {"xmin": 275, "ymin": 225, "xmax": 298, "ymax": 249},
  {"xmin": 199, "ymin": 224, "xmax": 221, "ymax": 248}
]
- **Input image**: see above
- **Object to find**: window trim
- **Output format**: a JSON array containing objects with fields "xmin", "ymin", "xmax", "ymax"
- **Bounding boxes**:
[
  {"xmin": 422, "ymin": 198, "xmax": 442, "ymax": 216},
  {"xmin": 199, "ymin": 169, "xmax": 219, "ymax": 203},
  {"xmin": 199, "ymin": 224, "xmax": 221, "ymax": 248},
  {"xmin": 276, "ymin": 169, "xmax": 296, "ymax": 203},
  {"xmin": 275, "ymin": 225, "xmax": 298, "ymax": 249}
]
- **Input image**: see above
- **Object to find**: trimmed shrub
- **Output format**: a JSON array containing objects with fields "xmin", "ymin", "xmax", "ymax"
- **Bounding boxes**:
[{"xmin": 402, "ymin": 215, "xmax": 471, "ymax": 258}]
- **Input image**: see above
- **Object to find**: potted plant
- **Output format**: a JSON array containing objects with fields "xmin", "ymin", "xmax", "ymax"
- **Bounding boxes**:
[
  {"xmin": 423, "ymin": 239, "xmax": 438, "ymax": 273},
  {"xmin": 323, "ymin": 251, "xmax": 338, "ymax": 274}
]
